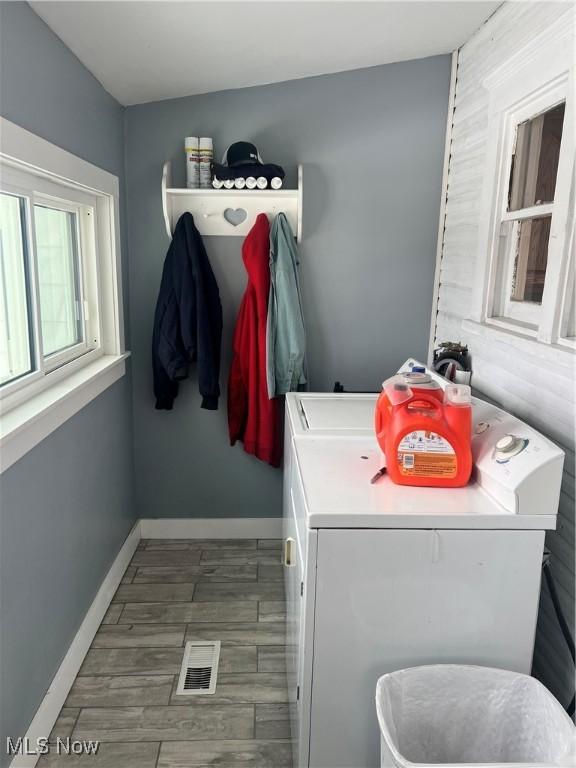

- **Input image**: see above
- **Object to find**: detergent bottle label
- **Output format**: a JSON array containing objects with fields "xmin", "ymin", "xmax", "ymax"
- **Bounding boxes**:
[{"xmin": 397, "ymin": 430, "xmax": 457, "ymax": 478}]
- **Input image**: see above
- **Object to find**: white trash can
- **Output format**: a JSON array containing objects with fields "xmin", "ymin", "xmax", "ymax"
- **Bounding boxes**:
[{"xmin": 376, "ymin": 665, "xmax": 575, "ymax": 768}]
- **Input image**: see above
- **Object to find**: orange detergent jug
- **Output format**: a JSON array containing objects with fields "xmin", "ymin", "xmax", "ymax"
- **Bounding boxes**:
[
  {"xmin": 375, "ymin": 376, "xmax": 472, "ymax": 488},
  {"xmin": 375, "ymin": 370, "xmax": 443, "ymax": 443}
]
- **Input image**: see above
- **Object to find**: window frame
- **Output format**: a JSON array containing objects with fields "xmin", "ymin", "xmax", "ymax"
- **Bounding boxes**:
[
  {"xmin": 0, "ymin": 170, "xmax": 102, "ymax": 394},
  {"xmin": 0, "ymin": 189, "xmax": 36, "ymax": 387},
  {"xmin": 32, "ymin": 195, "xmax": 89, "ymax": 371},
  {"xmin": 558, "ymin": 219, "xmax": 575, "ymax": 346},
  {"xmin": 0, "ymin": 117, "xmax": 127, "ymax": 472},
  {"xmin": 469, "ymin": 10, "xmax": 575, "ymax": 352},
  {"xmin": 494, "ymin": 91, "xmax": 565, "ymax": 329}
]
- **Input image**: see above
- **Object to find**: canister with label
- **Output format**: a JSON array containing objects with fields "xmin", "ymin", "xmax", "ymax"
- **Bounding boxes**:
[
  {"xmin": 199, "ymin": 137, "xmax": 213, "ymax": 189},
  {"xmin": 185, "ymin": 137, "xmax": 200, "ymax": 189}
]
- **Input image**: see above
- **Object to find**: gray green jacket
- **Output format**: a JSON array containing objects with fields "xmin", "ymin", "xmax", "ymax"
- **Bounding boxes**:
[{"xmin": 266, "ymin": 213, "xmax": 307, "ymax": 397}]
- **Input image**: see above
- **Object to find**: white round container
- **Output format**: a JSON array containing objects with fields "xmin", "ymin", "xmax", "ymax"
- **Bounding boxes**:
[
  {"xmin": 270, "ymin": 177, "xmax": 283, "ymax": 189},
  {"xmin": 234, "ymin": 177, "xmax": 246, "ymax": 189},
  {"xmin": 256, "ymin": 176, "xmax": 268, "ymax": 189},
  {"xmin": 245, "ymin": 177, "xmax": 257, "ymax": 189},
  {"xmin": 212, "ymin": 178, "xmax": 224, "ymax": 189},
  {"xmin": 199, "ymin": 137, "xmax": 213, "ymax": 189},
  {"xmin": 223, "ymin": 179, "xmax": 235, "ymax": 189},
  {"xmin": 185, "ymin": 137, "xmax": 199, "ymax": 189}
]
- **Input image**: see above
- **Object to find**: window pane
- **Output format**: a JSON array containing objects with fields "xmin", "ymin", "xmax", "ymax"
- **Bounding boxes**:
[
  {"xmin": 510, "ymin": 215, "xmax": 551, "ymax": 304},
  {"xmin": 0, "ymin": 193, "xmax": 33, "ymax": 386},
  {"xmin": 34, "ymin": 205, "xmax": 83, "ymax": 357},
  {"xmin": 508, "ymin": 102, "xmax": 565, "ymax": 211}
]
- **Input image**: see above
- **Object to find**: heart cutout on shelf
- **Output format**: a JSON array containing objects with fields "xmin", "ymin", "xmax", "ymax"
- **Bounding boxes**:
[{"xmin": 223, "ymin": 208, "xmax": 248, "ymax": 227}]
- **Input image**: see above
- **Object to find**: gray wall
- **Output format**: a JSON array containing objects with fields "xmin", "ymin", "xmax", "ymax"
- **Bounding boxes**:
[
  {"xmin": 125, "ymin": 55, "xmax": 451, "ymax": 520},
  {"xmin": 0, "ymin": 3, "xmax": 134, "ymax": 762}
]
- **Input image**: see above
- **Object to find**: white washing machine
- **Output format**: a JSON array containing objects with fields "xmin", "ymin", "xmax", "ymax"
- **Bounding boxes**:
[
  {"xmin": 282, "ymin": 360, "xmax": 565, "ymax": 768},
  {"xmin": 285, "ymin": 392, "xmax": 377, "ymax": 439},
  {"xmin": 285, "ymin": 357, "xmax": 435, "ymax": 440}
]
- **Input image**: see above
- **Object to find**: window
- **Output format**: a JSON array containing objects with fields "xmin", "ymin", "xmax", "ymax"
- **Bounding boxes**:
[
  {"xmin": 0, "ymin": 117, "xmax": 126, "ymax": 471},
  {"xmin": 35, "ymin": 204, "xmax": 84, "ymax": 359},
  {"xmin": 492, "ymin": 101, "xmax": 567, "ymax": 328},
  {"xmin": 471, "ymin": 11, "xmax": 575, "ymax": 350},
  {"xmin": 0, "ymin": 167, "xmax": 101, "ymax": 395},
  {"xmin": 507, "ymin": 102, "xmax": 564, "ymax": 308}
]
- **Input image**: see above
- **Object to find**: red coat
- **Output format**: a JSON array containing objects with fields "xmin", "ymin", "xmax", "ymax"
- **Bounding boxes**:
[{"xmin": 228, "ymin": 214, "xmax": 282, "ymax": 467}]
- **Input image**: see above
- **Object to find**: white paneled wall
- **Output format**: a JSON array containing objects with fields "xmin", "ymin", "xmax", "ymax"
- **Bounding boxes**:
[{"xmin": 433, "ymin": 2, "xmax": 575, "ymax": 708}]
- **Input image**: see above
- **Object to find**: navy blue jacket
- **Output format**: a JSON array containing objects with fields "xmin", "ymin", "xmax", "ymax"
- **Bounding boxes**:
[{"xmin": 152, "ymin": 213, "xmax": 223, "ymax": 410}]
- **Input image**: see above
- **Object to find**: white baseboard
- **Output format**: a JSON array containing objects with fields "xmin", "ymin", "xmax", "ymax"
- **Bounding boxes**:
[
  {"xmin": 139, "ymin": 517, "xmax": 283, "ymax": 539},
  {"xmin": 10, "ymin": 521, "xmax": 141, "ymax": 768}
]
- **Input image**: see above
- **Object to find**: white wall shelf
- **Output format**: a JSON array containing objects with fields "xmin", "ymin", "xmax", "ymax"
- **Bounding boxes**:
[{"xmin": 161, "ymin": 161, "xmax": 303, "ymax": 242}]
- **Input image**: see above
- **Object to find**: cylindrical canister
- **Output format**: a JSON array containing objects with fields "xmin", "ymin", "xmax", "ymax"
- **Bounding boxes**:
[
  {"xmin": 234, "ymin": 177, "xmax": 246, "ymax": 189},
  {"xmin": 223, "ymin": 179, "xmax": 235, "ymax": 189},
  {"xmin": 256, "ymin": 176, "xmax": 268, "ymax": 189},
  {"xmin": 185, "ymin": 137, "xmax": 200, "ymax": 189},
  {"xmin": 245, "ymin": 177, "xmax": 257, "ymax": 189},
  {"xmin": 199, "ymin": 137, "xmax": 213, "ymax": 189},
  {"xmin": 270, "ymin": 177, "xmax": 283, "ymax": 189},
  {"xmin": 212, "ymin": 178, "xmax": 224, "ymax": 189}
]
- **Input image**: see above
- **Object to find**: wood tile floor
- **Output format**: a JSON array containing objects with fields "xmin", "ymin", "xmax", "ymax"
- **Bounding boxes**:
[{"xmin": 38, "ymin": 539, "xmax": 292, "ymax": 767}]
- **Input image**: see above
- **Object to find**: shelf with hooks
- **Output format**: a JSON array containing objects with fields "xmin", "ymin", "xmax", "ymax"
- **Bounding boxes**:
[{"xmin": 161, "ymin": 161, "xmax": 303, "ymax": 242}]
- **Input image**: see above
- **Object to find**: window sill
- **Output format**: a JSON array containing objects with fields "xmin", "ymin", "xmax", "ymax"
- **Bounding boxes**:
[
  {"xmin": 0, "ymin": 353, "xmax": 130, "ymax": 474},
  {"xmin": 462, "ymin": 319, "xmax": 575, "ymax": 365}
]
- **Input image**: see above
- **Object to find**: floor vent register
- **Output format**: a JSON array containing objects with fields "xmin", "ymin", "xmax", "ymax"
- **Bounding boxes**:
[{"xmin": 176, "ymin": 641, "xmax": 221, "ymax": 695}]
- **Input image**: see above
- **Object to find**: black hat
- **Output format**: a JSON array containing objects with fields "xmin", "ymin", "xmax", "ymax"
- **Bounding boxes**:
[
  {"xmin": 225, "ymin": 141, "xmax": 262, "ymax": 168},
  {"xmin": 211, "ymin": 140, "xmax": 285, "ymax": 182}
]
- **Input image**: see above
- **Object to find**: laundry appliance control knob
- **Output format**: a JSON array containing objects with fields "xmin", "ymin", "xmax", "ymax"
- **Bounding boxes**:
[
  {"xmin": 494, "ymin": 434, "xmax": 528, "ymax": 462},
  {"xmin": 496, "ymin": 435, "xmax": 518, "ymax": 453}
]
